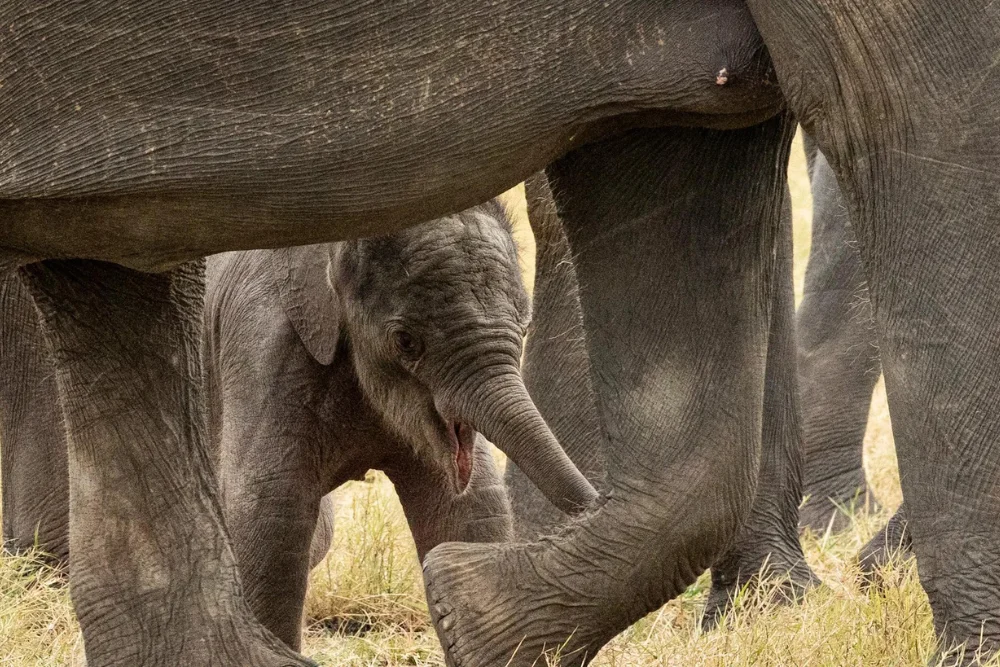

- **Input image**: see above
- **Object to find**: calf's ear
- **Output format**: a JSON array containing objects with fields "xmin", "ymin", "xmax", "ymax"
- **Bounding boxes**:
[{"xmin": 270, "ymin": 243, "xmax": 340, "ymax": 365}]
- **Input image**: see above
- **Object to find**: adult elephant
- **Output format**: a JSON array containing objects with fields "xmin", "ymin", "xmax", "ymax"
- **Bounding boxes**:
[
  {"xmin": 0, "ymin": 2, "xmax": 994, "ymax": 667},
  {"xmin": 428, "ymin": 3, "xmax": 1000, "ymax": 664},
  {"xmin": 2, "ymin": 3, "xmax": 785, "ymax": 665},
  {"xmin": 746, "ymin": 21, "xmax": 1000, "ymax": 659},
  {"xmin": 505, "ymin": 172, "xmax": 818, "ymax": 627}
]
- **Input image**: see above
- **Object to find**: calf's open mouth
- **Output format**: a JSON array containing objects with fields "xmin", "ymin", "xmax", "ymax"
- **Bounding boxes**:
[{"xmin": 446, "ymin": 419, "xmax": 476, "ymax": 493}]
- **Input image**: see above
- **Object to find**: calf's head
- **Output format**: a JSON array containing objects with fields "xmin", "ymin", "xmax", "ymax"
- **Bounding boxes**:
[{"xmin": 274, "ymin": 200, "xmax": 597, "ymax": 514}]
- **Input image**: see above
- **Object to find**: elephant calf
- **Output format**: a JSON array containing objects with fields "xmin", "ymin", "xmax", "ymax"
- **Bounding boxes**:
[{"xmin": 204, "ymin": 199, "xmax": 591, "ymax": 649}]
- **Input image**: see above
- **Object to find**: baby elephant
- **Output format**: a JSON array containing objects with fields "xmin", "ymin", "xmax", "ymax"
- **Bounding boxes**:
[{"xmin": 204, "ymin": 199, "xmax": 597, "ymax": 649}]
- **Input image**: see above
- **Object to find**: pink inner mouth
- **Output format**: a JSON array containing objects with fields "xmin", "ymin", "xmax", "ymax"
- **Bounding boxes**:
[{"xmin": 446, "ymin": 420, "xmax": 476, "ymax": 492}]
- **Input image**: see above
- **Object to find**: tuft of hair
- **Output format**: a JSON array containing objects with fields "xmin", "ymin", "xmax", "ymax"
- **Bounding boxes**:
[{"xmin": 475, "ymin": 197, "xmax": 515, "ymax": 235}]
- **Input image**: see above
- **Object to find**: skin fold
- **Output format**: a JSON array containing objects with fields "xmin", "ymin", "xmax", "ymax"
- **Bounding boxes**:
[{"xmin": 1, "ymin": 0, "xmax": 996, "ymax": 664}]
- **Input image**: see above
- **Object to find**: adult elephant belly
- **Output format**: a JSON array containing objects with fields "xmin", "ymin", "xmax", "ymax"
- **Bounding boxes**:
[{"xmin": 0, "ymin": 0, "xmax": 782, "ymax": 270}]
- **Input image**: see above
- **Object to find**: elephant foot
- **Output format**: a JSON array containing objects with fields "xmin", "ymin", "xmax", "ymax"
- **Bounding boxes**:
[
  {"xmin": 78, "ymin": 587, "xmax": 317, "ymax": 667},
  {"xmin": 856, "ymin": 506, "xmax": 911, "ymax": 590},
  {"xmin": 423, "ymin": 541, "xmax": 605, "ymax": 667},
  {"xmin": 799, "ymin": 485, "xmax": 881, "ymax": 534},
  {"xmin": 80, "ymin": 611, "xmax": 316, "ymax": 667},
  {"xmin": 702, "ymin": 554, "xmax": 820, "ymax": 630}
]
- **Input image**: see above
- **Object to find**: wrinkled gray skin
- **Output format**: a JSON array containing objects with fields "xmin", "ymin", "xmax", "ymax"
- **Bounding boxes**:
[
  {"xmin": 795, "ymin": 138, "xmax": 911, "ymax": 572},
  {"xmin": 203, "ymin": 202, "xmax": 538, "ymax": 649},
  {"xmin": 505, "ymin": 173, "xmax": 819, "ymax": 629},
  {"xmin": 1, "ymin": 267, "xmax": 332, "ymax": 574},
  {"xmin": 858, "ymin": 505, "xmax": 911, "ymax": 585},
  {"xmin": 0, "ymin": 273, "xmax": 69, "ymax": 566},
  {"xmin": 796, "ymin": 136, "xmax": 883, "ymax": 534},
  {"xmin": 2, "ymin": 1, "xmax": 999, "ymax": 665}
]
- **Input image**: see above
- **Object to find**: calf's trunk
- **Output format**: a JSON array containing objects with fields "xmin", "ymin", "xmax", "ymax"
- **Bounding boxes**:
[{"xmin": 447, "ymin": 370, "xmax": 599, "ymax": 517}]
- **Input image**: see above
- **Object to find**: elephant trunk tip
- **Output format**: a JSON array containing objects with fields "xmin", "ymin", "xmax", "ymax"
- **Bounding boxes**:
[{"xmin": 443, "ymin": 375, "xmax": 599, "ymax": 516}]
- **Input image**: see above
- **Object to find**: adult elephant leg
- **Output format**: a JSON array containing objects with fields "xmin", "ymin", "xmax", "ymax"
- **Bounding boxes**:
[
  {"xmin": 704, "ymin": 191, "xmax": 820, "ymax": 627},
  {"xmin": 424, "ymin": 116, "xmax": 793, "ymax": 666},
  {"xmin": 511, "ymin": 173, "xmax": 818, "ymax": 622},
  {"xmin": 19, "ymin": 260, "xmax": 309, "ymax": 667},
  {"xmin": 505, "ymin": 172, "xmax": 607, "ymax": 540},
  {"xmin": 750, "ymin": 1, "xmax": 1000, "ymax": 659},
  {"xmin": 796, "ymin": 139, "xmax": 880, "ymax": 533},
  {"xmin": 0, "ymin": 271, "xmax": 69, "ymax": 565}
]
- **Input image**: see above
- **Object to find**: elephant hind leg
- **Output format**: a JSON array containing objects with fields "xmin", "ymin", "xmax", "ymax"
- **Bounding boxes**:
[
  {"xmin": 20, "ymin": 259, "xmax": 311, "ymax": 667},
  {"xmin": 704, "ymin": 190, "xmax": 819, "ymax": 630},
  {"xmin": 796, "ymin": 144, "xmax": 881, "ymax": 534}
]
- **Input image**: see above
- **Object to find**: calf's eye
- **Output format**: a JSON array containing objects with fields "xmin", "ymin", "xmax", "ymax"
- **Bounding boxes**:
[{"xmin": 393, "ymin": 329, "xmax": 423, "ymax": 358}]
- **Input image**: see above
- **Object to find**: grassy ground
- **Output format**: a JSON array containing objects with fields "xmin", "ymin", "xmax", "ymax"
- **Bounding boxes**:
[{"xmin": 0, "ymin": 135, "xmax": 963, "ymax": 666}]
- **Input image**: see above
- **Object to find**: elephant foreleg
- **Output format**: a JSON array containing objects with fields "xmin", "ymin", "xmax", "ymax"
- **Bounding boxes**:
[
  {"xmin": 796, "ymin": 139, "xmax": 881, "ymax": 533},
  {"xmin": 0, "ymin": 271, "xmax": 69, "ymax": 565},
  {"xmin": 19, "ymin": 259, "xmax": 310, "ymax": 667},
  {"xmin": 704, "ymin": 188, "xmax": 820, "ymax": 627},
  {"xmin": 423, "ymin": 116, "xmax": 794, "ymax": 666}
]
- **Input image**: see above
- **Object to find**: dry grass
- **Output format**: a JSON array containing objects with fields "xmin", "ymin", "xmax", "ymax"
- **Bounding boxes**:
[{"xmin": 0, "ymin": 134, "xmax": 966, "ymax": 666}]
